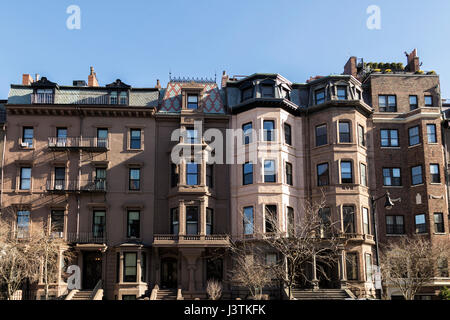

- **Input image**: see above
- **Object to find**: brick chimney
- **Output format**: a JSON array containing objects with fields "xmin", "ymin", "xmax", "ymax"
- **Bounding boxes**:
[
  {"xmin": 406, "ymin": 49, "xmax": 420, "ymax": 73},
  {"xmin": 221, "ymin": 71, "xmax": 229, "ymax": 88},
  {"xmin": 88, "ymin": 66, "xmax": 99, "ymax": 87},
  {"xmin": 344, "ymin": 57, "xmax": 357, "ymax": 77},
  {"xmin": 22, "ymin": 74, "xmax": 34, "ymax": 85},
  {"xmin": 155, "ymin": 79, "xmax": 161, "ymax": 89}
]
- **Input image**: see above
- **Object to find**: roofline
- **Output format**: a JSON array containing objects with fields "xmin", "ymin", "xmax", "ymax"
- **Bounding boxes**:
[
  {"xmin": 227, "ymin": 73, "xmax": 292, "ymax": 86},
  {"xmin": 10, "ymin": 84, "xmax": 159, "ymax": 91}
]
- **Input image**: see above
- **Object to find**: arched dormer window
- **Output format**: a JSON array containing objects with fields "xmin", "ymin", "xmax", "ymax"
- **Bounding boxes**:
[{"xmin": 260, "ymin": 79, "xmax": 275, "ymax": 98}]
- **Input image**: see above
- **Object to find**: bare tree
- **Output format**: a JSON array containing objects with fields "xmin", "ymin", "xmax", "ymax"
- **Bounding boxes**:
[
  {"xmin": 0, "ymin": 216, "xmax": 40, "ymax": 299},
  {"xmin": 239, "ymin": 197, "xmax": 344, "ymax": 299},
  {"xmin": 380, "ymin": 236, "xmax": 449, "ymax": 300},
  {"xmin": 206, "ymin": 279, "xmax": 222, "ymax": 300},
  {"xmin": 229, "ymin": 240, "xmax": 274, "ymax": 299}
]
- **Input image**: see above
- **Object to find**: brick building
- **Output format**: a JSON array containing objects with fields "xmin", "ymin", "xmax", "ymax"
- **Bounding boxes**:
[{"xmin": 0, "ymin": 49, "xmax": 448, "ymax": 300}]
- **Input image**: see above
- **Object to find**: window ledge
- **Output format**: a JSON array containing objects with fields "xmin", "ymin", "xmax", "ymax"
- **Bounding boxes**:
[
  {"xmin": 411, "ymin": 183, "xmax": 424, "ymax": 187},
  {"xmin": 434, "ymin": 232, "xmax": 446, "ymax": 235},
  {"xmin": 312, "ymin": 144, "xmax": 330, "ymax": 150},
  {"xmin": 430, "ymin": 183, "xmax": 442, "ymax": 185},
  {"xmin": 126, "ymin": 190, "xmax": 142, "ymax": 194},
  {"xmin": 126, "ymin": 149, "xmax": 144, "ymax": 152},
  {"xmin": 408, "ymin": 143, "xmax": 422, "ymax": 149},
  {"xmin": 383, "ymin": 186, "xmax": 403, "ymax": 188},
  {"xmin": 380, "ymin": 147, "xmax": 401, "ymax": 150},
  {"xmin": 386, "ymin": 234, "xmax": 405, "ymax": 237}
]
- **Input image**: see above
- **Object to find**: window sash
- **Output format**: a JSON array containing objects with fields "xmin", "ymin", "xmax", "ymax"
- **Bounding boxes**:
[
  {"xmin": 23, "ymin": 127, "xmax": 34, "ymax": 147},
  {"xmin": 340, "ymin": 162, "xmax": 353, "ymax": 183},
  {"xmin": 170, "ymin": 208, "xmax": 179, "ymax": 234},
  {"xmin": 261, "ymin": 85, "xmax": 274, "ymax": 98},
  {"xmin": 409, "ymin": 95, "xmax": 418, "ymax": 109},
  {"xmin": 381, "ymin": 129, "xmax": 399, "ymax": 147},
  {"xmin": 434, "ymin": 213, "xmax": 444, "ymax": 233},
  {"xmin": 360, "ymin": 164, "xmax": 367, "ymax": 186},
  {"xmin": 284, "ymin": 123, "xmax": 292, "ymax": 145},
  {"xmin": 285, "ymin": 162, "xmax": 293, "ymax": 185},
  {"xmin": 430, "ymin": 164, "xmax": 440, "ymax": 183},
  {"xmin": 409, "ymin": 126, "xmax": 420, "ymax": 146},
  {"xmin": 383, "ymin": 168, "xmax": 401, "ymax": 186},
  {"xmin": 415, "ymin": 214, "xmax": 427, "ymax": 233},
  {"xmin": 427, "ymin": 124, "xmax": 437, "ymax": 143},
  {"xmin": 17, "ymin": 211, "xmax": 30, "ymax": 238},
  {"xmin": 186, "ymin": 207, "xmax": 199, "ymax": 235},
  {"xmin": 93, "ymin": 211, "xmax": 106, "ymax": 237},
  {"xmin": 343, "ymin": 206, "xmax": 355, "ymax": 233},
  {"xmin": 20, "ymin": 167, "xmax": 31, "ymax": 190},
  {"xmin": 315, "ymin": 90, "xmax": 325, "ymax": 104},
  {"xmin": 363, "ymin": 208, "xmax": 370, "ymax": 234},
  {"xmin": 51, "ymin": 210, "xmax": 64, "ymax": 233},
  {"xmin": 265, "ymin": 205, "xmax": 277, "ymax": 233},
  {"xmin": 263, "ymin": 121, "xmax": 275, "ymax": 141},
  {"xmin": 243, "ymin": 163, "xmax": 253, "ymax": 185},
  {"xmin": 243, "ymin": 207, "xmax": 254, "ymax": 235},
  {"xmin": 130, "ymin": 129, "xmax": 141, "ymax": 149},
  {"xmin": 411, "ymin": 166, "xmax": 423, "ymax": 185},
  {"xmin": 315, "ymin": 125, "xmax": 327, "ymax": 146},
  {"xmin": 337, "ymin": 87, "xmax": 347, "ymax": 100},
  {"xmin": 346, "ymin": 253, "xmax": 358, "ymax": 280},
  {"xmin": 186, "ymin": 163, "xmax": 199, "ymax": 185},
  {"xmin": 123, "ymin": 253, "xmax": 137, "ymax": 282},
  {"xmin": 127, "ymin": 211, "xmax": 140, "ymax": 238},
  {"xmin": 425, "ymin": 96, "xmax": 433, "ymax": 106},
  {"xmin": 264, "ymin": 160, "xmax": 276, "ymax": 183},
  {"xmin": 242, "ymin": 123, "xmax": 252, "ymax": 144},
  {"xmin": 358, "ymin": 125, "xmax": 365, "ymax": 146},
  {"xmin": 339, "ymin": 122, "xmax": 351, "ymax": 143},
  {"xmin": 386, "ymin": 215, "xmax": 404, "ymax": 234},
  {"xmin": 317, "ymin": 163, "xmax": 329, "ymax": 186},
  {"xmin": 129, "ymin": 169, "xmax": 141, "ymax": 190}
]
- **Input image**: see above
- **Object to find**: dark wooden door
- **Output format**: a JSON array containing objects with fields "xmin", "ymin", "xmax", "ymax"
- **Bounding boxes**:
[
  {"xmin": 82, "ymin": 251, "xmax": 102, "ymax": 289},
  {"xmin": 161, "ymin": 258, "xmax": 177, "ymax": 289}
]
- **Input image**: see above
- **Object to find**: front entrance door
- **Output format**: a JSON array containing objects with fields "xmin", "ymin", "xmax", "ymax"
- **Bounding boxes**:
[
  {"xmin": 317, "ymin": 261, "xmax": 339, "ymax": 289},
  {"xmin": 82, "ymin": 251, "xmax": 102, "ymax": 289},
  {"xmin": 161, "ymin": 258, "xmax": 177, "ymax": 289}
]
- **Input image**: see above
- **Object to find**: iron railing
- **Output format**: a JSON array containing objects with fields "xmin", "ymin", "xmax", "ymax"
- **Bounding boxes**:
[
  {"xmin": 32, "ymin": 93, "xmax": 54, "ymax": 104},
  {"xmin": 48, "ymin": 137, "xmax": 109, "ymax": 149},
  {"xmin": 67, "ymin": 232, "xmax": 106, "ymax": 244},
  {"xmin": 46, "ymin": 179, "xmax": 107, "ymax": 192},
  {"xmin": 153, "ymin": 234, "xmax": 229, "ymax": 241}
]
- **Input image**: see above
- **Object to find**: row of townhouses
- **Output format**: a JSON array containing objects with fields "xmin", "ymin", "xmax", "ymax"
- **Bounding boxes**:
[{"xmin": 0, "ymin": 49, "xmax": 449, "ymax": 300}]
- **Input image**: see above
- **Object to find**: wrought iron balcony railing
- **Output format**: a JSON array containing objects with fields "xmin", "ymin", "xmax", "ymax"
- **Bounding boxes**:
[
  {"xmin": 48, "ymin": 137, "xmax": 108, "ymax": 150},
  {"xmin": 46, "ymin": 179, "xmax": 107, "ymax": 193},
  {"xmin": 67, "ymin": 232, "xmax": 106, "ymax": 244}
]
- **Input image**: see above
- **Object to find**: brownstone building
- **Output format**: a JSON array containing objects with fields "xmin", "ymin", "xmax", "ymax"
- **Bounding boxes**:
[{"xmin": 1, "ymin": 49, "xmax": 449, "ymax": 300}]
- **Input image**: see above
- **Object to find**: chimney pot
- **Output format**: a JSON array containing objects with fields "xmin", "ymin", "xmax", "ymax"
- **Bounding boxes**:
[
  {"xmin": 35, "ymin": 74, "xmax": 40, "ymax": 82},
  {"xmin": 155, "ymin": 79, "xmax": 161, "ymax": 89},
  {"xmin": 22, "ymin": 74, "xmax": 34, "ymax": 86},
  {"xmin": 88, "ymin": 66, "xmax": 99, "ymax": 87}
]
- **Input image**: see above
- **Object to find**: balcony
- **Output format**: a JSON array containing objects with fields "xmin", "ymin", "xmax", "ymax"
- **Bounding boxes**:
[
  {"xmin": 46, "ymin": 179, "xmax": 107, "ymax": 193},
  {"xmin": 67, "ymin": 232, "xmax": 107, "ymax": 244},
  {"xmin": 341, "ymin": 233, "xmax": 375, "ymax": 243},
  {"xmin": 153, "ymin": 234, "xmax": 229, "ymax": 248},
  {"xmin": 48, "ymin": 137, "xmax": 108, "ymax": 151}
]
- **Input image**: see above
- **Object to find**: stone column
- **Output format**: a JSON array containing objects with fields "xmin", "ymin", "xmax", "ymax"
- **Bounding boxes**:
[
  {"xmin": 199, "ymin": 199, "xmax": 206, "ymax": 236},
  {"xmin": 137, "ymin": 251, "xmax": 142, "ymax": 283},
  {"xmin": 312, "ymin": 254, "xmax": 319, "ymax": 290},
  {"xmin": 119, "ymin": 252, "xmax": 124, "ymax": 284},
  {"xmin": 339, "ymin": 249, "xmax": 347, "ymax": 288},
  {"xmin": 179, "ymin": 200, "xmax": 186, "ymax": 235},
  {"xmin": 179, "ymin": 159, "xmax": 186, "ymax": 185}
]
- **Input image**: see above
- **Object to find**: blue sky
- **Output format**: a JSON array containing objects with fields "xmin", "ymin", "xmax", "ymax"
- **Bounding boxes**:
[{"xmin": 1, "ymin": 0, "xmax": 450, "ymax": 98}]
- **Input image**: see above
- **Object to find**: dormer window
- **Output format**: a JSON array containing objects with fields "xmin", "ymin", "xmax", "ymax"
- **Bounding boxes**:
[
  {"xmin": 282, "ymin": 88, "xmax": 290, "ymax": 100},
  {"xmin": 261, "ymin": 85, "xmax": 274, "ymax": 98},
  {"xmin": 119, "ymin": 92, "xmax": 128, "ymax": 105},
  {"xmin": 187, "ymin": 95, "xmax": 198, "ymax": 109},
  {"xmin": 110, "ymin": 92, "xmax": 118, "ymax": 104},
  {"xmin": 337, "ymin": 86, "xmax": 347, "ymax": 100},
  {"xmin": 242, "ymin": 87, "xmax": 253, "ymax": 102},
  {"xmin": 315, "ymin": 89, "xmax": 325, "ymax": 105},
  {"xmin": 34, "ymin": 89, "xmax": 54, "ymax": 104}
]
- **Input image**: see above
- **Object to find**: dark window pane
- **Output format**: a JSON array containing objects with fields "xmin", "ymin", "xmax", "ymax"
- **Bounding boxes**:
[
  {"xmin": 315, "ymin": 89, "xmax": 325, "ymax": 104},
  {"xmin": 343, "ymin": 206, "xmax": 355, "ymax": 233},
  {"xmin": 23, "ymin": 127, "xmax": 34, "ymax": 148},
  {"xmin": 242, "ymin": 122, "xmax": 252, "ymax": 144},
  {"xmin": 409, "ymin": 126, "xmax": 420, "ymax": 146},
  {"xmin": 427, "ymin": 124, "xmax": 437, "ymax": 143},
  {"xmin": 411, "ymin": 166, "xmax": 423, "ymax": 185},
  {"xmin": 186, "ymin": 163, "xmax": 199, "ymax": 185},
  {"xmin": 264, "ymin": 160, "xmax": 276, "ymax": 183},
  {"xmin": 263, "ymin": 120, "xmax": 275, "ymax": 141},
  {"xmin": 127, "ymin": 211, "xmax": 140, "ymax": 238},
  {"xmin": 243, "ymin": 206, "xmax": 254, "ymax": 235},
  {"xmin": 340, "ymin": 161, "xmax": 353, "ymax": 183},
  {"xmin": 284, "ymin": 123, "xmax": 292, "ymax": 145},
  {"xmin": 434, "ymin": 213, "xmax": 445, "ymax": 233},
  {"xmin": 265, "ymin": 205, "xmax": 277, "ymax": 233},
  {"xmin": 317, "ymin": 163, "xmax": 329, "ymax": 186},
  {"xmin": 339, "ymin": 122, "xmax": 351, "ymax": 143},
  {"xmin": 130, "ymin": 129, "xmax": 141, "ymax": 149},
  {"xmin": 415, "ymin": 214, "xmax": 426, "ymax": 234},
  {"xmin": 425, "ymin": 96, "xmax": 433, "ymax": 106},
  {"xmin": 316, "ymin": 125, "xmax": 327, "ymax": 146},
  {"xmin": 285, "ymin": 162, "xmax": 293, "ymax": 185},
  {"xmin": 186, "ymin": 206, "xmax": 198, "ymax": 235},
  {"xmin": 129, "ymin": 168, "xmax": 141, "ymax": 190},
  {"xmin": 261, "ymin": 85, "xmax": 274, "ymax": 98},
  {"xmin": 430, "ymin": 164, "xmax": 440, "ymax": 183},
  {"xmin": 187, "ymin": 95, "xmax": 198, "ymax": 109},
  {"xmin": 243, "ymin": 162, "xmax": 253, "ymax": 185}
]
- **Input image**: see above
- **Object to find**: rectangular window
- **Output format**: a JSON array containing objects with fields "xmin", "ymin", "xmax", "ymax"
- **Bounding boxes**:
[
  {"xmin": 186, "ymin": 128, "xmax": 199, "ymax": 144},
  {"xmin": 365, "ymin": 254, "xmax": 373, "ymax": 282},
  {"xmin": 93, "ymin": 210, "xmax": 106, "ymax": 238},
  {"xmin": 430, "ymin": 164, "xmax": 440, "ymax": 183},
  {"xmin": 206, "ymin": 208, "xmax": 213, "ymax": 235},
  {"xmin": 317, "ymin": 163, "xmax": 329, "ymax": 186},
  {"xmin": 17, "ymin": 210, "xmax": 30, "ymax": 239},
  {"xmin": 434, "ymin": 213, "xmax": 445, "ymax": 233},
  {"xmin": 265, "ymin": 253, "xmax": 277, "ymax": 266},
  {"xmin": 170, "ymin": 163, "xmax": 179, "ymax": 188},
  {"xmin": 415, "ymin": 214, "xmax": 427, "ymax": 234},
  {"xmin": 127, "ymin": 210, "xmax": 140, "ymax": 238},
  {"xmin": 95, "ymin": 168, "xmax": 106, "ymax": 190},
  {"xmin": 110, "ymin": 92, "xmax": 118, "ymax": 104},
  {"xmin": 186, "ymin": 206, "xmax": 199, "ymax": 235},
  {"xmin": 319, "ymin": 207, "xmax": 331, "ymax": 238},
  {"xmin": 358, "ymin": 125, "xmax": 365, "ymax": 147},
  {"xmin": 383, "ymin": 168, "xmax": 401, "ymax": 186},
  {"xmin": 285, "ymin": 162, "xmax": 293, "ymax": 186},
  {"xmin": 22, "ymin": 127, "xmax": 34, "ymax": 148},
  {"xmin": 379, "ymin": 95, "xmax": 397, "ymax": 112},
  {"xmin": 287, "ymin": 207, "xmax": 294, "ymax": 236},
  {"xmin": 242, "ymin": 122, "xmax": 252, "ymax": 145},
  {"xmin": 97, "ymin": 128, "xmax": 108, "ymax": 148},
  {"xmin": 187, "ymin": 94, "xmax": 198, "ymax": 109},
  {"xmin": 340, "ymin": 161, "xmax": 353, "ymax": 184},
  {"xmin": 339, "ymin": 121, "xmax": 351, "ymax": 143},
  {"xmin": 380, "ymin": 129, "xmax": 399, "ymax": 147},
  {"xmin": 315, "ymin": 124, "xmax": 327, "ymax": 146},
  {"xmin": 243, "ymin": 206, "xmax": 254, "ymax": 235},
  {"xmin": 363, "ymin": 207, "xmax": 370, "ymax": 234},
  {"xmin": 243, "ymin": 162, "xmax": 253, "ymax": 185},
  {"xmin": 411, "ymin": 165, "xmax": 423, "ymax": 185},
  {"xmin": 346, "ymin": 252, "xmax": 358, "ymax": 281},
  {"xmin": 360, "ymin": 163, "xmax": 367, "ymax": 187},
  {"xmin": 56, "ymin": 128, "xmax": 67, "ymax": 146},
  {"xmin": 20, "ymin": 167, "xmax": 31, "ymax": 190},
  {"xmin": 265, "ymin": 205, "xmax": 277, "ymax": 233},
  {"xmin": 409, "ymin": 126, "xmax": 420, "ymax": 146},
  {"xmin": 337, "ymin": 86, "xmax": 347, "ymax": 100},
  {"xmin": 54, "ymin": 167, "xmax": 65, "ymax": 190},
  {"xmin": 123, "ymin": 252, "xmax": 137, "ymax": 282},
  {"xmin": 119, "ymin": 92, "xmax": 128, "ymax": 105},
  {"xmin": 51, "ymin": 210, "xmax": 64, "ymax": 235},
  {"xmin": 438, "ymin": 258, "xmax": 449, "ymax": 277},
  {"xmin": 264, "ymin": 160, "xmax": 276, "ymax": 183},
  {"xmin": 425, "ymin": 95, "xmax": 433, "ymax": 106},
  {"xmin": 261, "ymin": 85, "xmax": 274, "ymax": 98},
  {"xmin": 343, "ymin": 206, "xmax": 355, "ymax": 234},
  {"xmin": 186, "ymin": 162, "xmax": 199, "ymax": 186},
  {"xmin": 284, "ymin": 123, "xmax": 292, "ymax": 145},
  {"xmin": 315, "ymin": 89, "xmax": 325, "ymax": 105},
  {"xmin": 409, "ymin": 95, "xmax": 418, "ymax": 110},
  {"xmin": 427, "ymin": 124, "xmax": 437, "ymax": 143},
  {"xmin": 170, "ymin": 208, "xmax": 179, "ymax": 234},
  {"xmin": 129, "ymin": 168, "xmax": 141, "ymax": 190},
  {"xmin": 206, "ymin": 164, "xmax": 214, "ymax": 188},
  {"xmin": 386, "ymin": 215, "xmax": 404, "ymax": 234},
  {"xmin": 130, "ymin": 129, "xmax": 141, "ymax": 149},
  {"xmin": 263, "ymin": 120, "xmax": 275, "ymax": 142}
]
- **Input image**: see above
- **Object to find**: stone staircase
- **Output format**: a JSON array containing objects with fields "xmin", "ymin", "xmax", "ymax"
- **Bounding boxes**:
[
  {"xmin": 291, "ymin": 289, "xmax": 354, "ymax": 300},
  {"xmin": 156, "ymin": 289, "xmax": 178, "ymax": 300},
  {"xmin": 70, "ymin": 290, "xmax": 93, "ymax": 300}
]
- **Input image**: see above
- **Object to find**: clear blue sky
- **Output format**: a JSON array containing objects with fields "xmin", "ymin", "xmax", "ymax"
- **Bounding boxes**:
[{"xmin": 1, "ymin": 0, "xmax": 450, "ymax": 98}]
